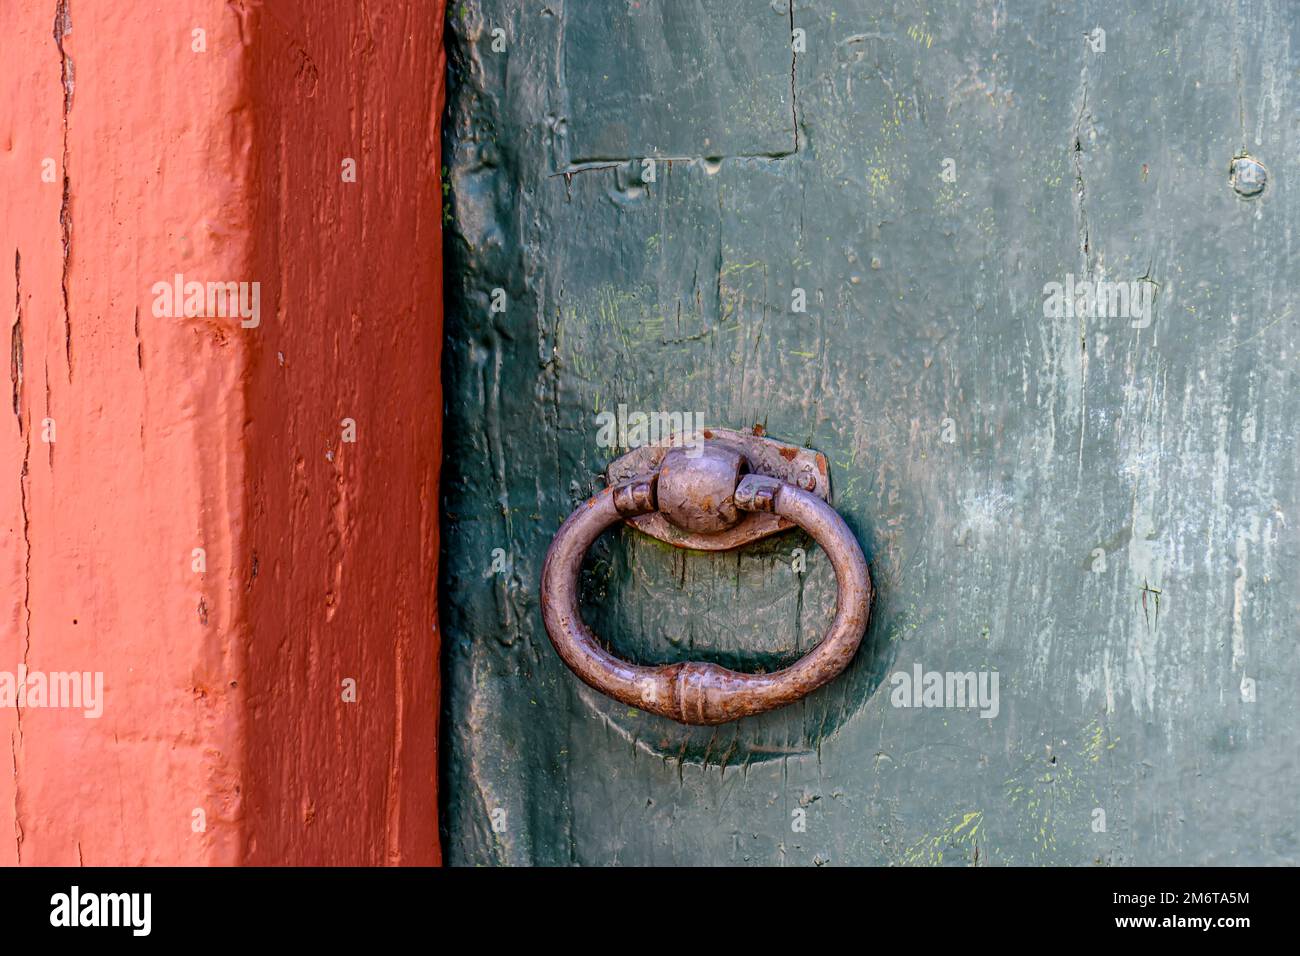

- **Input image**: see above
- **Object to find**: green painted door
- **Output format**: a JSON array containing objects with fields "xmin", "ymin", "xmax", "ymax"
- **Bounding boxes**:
[{"xmin": 440, "ymin": 0, "xmax": 1299, "ymax": 865}]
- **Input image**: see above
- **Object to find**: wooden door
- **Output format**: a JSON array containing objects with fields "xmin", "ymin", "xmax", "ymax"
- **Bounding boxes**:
[{"xmin": 440, "ymin": 0, "xmax": 1298, "ymax": 865}]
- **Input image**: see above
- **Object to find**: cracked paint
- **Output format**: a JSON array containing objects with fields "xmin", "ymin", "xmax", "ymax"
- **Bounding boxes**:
[
  {"xmin": 3, "ymin": 0, "xmax": 448, "ymax": 865},
  {"xmin": 442, "ymin": 0, "xmax": 1300, "ymax": 866}
]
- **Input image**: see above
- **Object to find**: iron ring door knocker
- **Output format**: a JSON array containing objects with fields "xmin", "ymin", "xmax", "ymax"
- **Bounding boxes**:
[{"xmin": 541, "ymin": 429, "xmax": 872, "ymax": 726}]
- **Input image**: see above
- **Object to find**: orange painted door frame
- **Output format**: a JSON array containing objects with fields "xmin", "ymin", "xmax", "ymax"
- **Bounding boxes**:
[{"xmin": 1, "ymin": 0, "xmax": 445, "ymax": 864}]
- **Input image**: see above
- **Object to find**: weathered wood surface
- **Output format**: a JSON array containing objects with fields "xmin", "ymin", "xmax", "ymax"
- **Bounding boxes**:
[
  {"xmin": 442, "ymin": 0, "xmax": 1298, "ymax": 865},
  {"xmin": 2, "ymin": 0, "xmax": 445, "ymax": 864}
]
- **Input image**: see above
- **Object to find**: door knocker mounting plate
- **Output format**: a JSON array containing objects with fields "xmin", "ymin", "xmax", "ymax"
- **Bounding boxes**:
[{"xmin": 604, "ymin": 427, "xmax": 831, "ymax": 551}]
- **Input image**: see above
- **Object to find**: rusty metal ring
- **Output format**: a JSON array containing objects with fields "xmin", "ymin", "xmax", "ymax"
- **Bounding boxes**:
[{"xmin": 541, "ymin": 473, "xmax": 872, "ymax": 725}]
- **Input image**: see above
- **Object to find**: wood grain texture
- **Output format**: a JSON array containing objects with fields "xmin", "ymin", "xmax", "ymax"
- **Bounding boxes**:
[
  {"xmin": 1, "ymin": 0, "xmax": 445, "ymax": 865},
  {"xmin": 442, "ymin": 0, "xmax": 1299, "ymax": 865},
  {"xmin": 240, "ymin": 0, "xmax": 446, "ymax": 869}
]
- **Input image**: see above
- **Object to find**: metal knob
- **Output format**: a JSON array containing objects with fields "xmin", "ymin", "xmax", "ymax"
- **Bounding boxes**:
[{"xmin": 540, "ymin": 439, "xmax": 872, "ymax": 726}]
